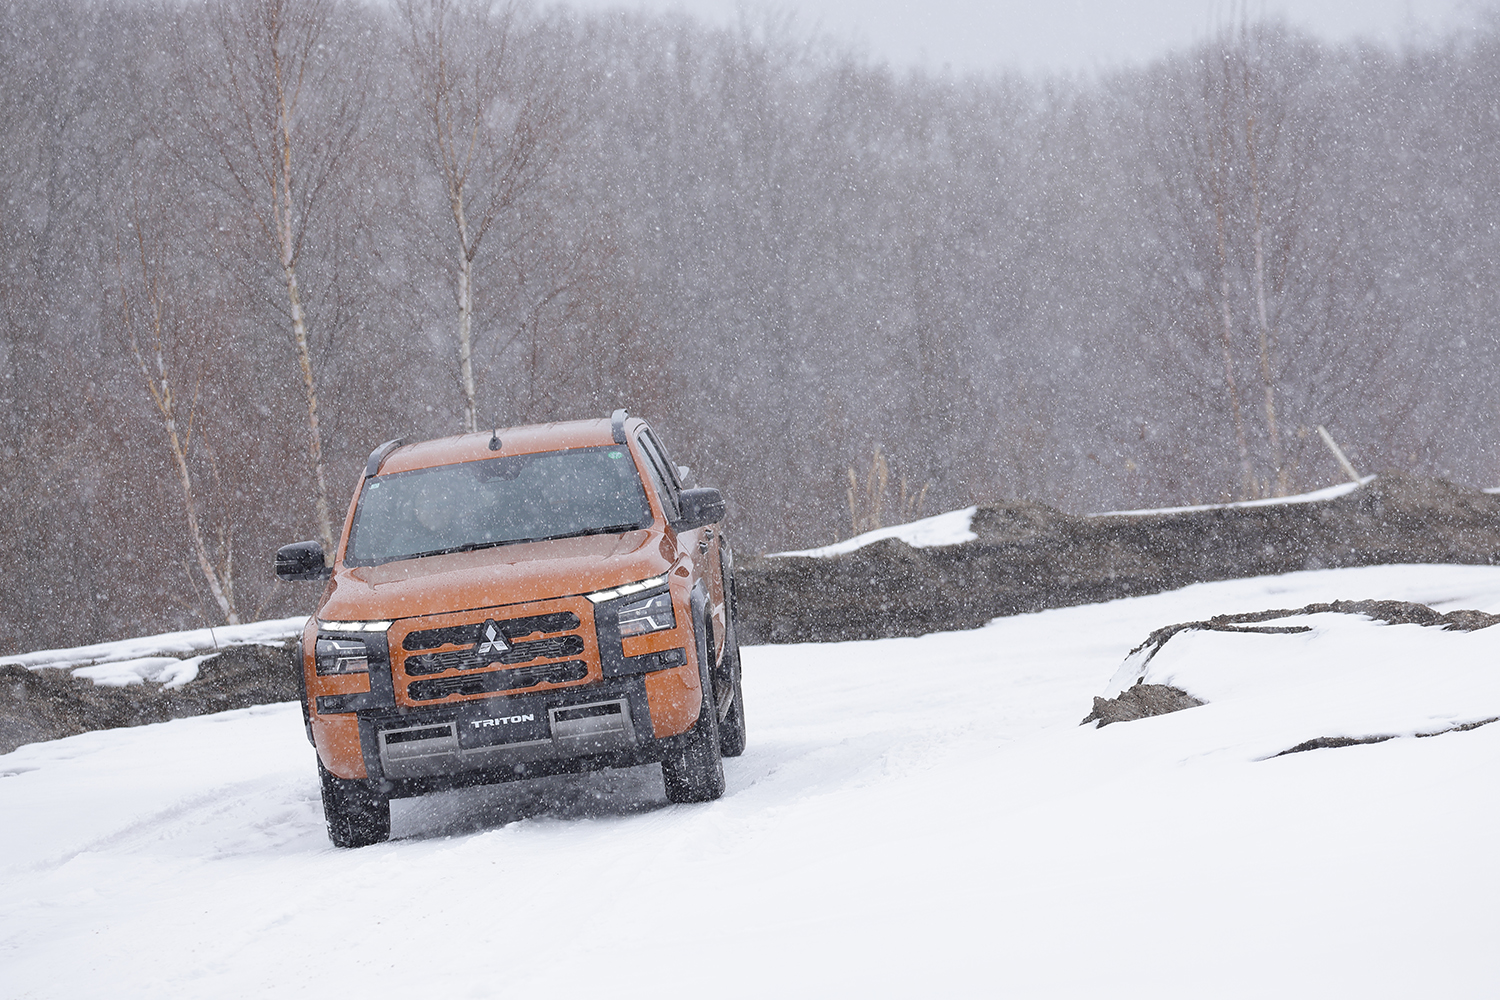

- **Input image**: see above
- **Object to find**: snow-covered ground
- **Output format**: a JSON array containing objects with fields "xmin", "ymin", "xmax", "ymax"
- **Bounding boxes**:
[{"xmin": 3, "ymin": 564, "xmax": 1498, "ymax": 998}]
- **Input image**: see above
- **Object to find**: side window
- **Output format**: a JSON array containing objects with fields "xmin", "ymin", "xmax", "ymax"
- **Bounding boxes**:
[
  {"xmin": 635, "ymin": 432, "xmax": 680, "ymax": 521},
  {"xmin": 641, "ymin": 429, "xmax": 683, "ymax": 492}
]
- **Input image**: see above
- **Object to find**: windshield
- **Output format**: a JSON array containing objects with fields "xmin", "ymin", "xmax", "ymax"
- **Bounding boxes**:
[{"xmin": 345, "ymin": 445, "xmax": 652, "ymax": 565}]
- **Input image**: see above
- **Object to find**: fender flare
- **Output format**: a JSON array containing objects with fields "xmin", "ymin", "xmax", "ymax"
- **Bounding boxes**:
[{"xmin": 688, "ymin": 580, "xmax": 718, "ymax": 714}]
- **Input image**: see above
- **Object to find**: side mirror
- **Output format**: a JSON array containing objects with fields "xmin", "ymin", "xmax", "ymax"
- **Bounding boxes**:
[
  {"xmin": 674, "ymin": 487, "xmax": 725, "ymax": 531},
  {"xmin": 276, "ymin": 540, "xmax": 331, "ymax": 581}
]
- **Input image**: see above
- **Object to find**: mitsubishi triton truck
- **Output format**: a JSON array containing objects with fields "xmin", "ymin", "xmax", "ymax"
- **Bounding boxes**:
[{"xmin": 274, "ymin": 411, "xmax": 745, "ymax": 847}]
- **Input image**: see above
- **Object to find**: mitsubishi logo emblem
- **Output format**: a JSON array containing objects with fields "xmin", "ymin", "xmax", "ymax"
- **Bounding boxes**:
[{"xmin": 475, "ymin": 620, "xmax": 510, "ymax": 657}]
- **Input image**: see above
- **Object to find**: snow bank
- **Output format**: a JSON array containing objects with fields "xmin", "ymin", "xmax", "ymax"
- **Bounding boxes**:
[
  {"xmin": 67, "ymin": 653, "xmax": 221, "ymax": 689},
  {"xmin": 768, "ymin": 505, "xmax": 978, "ymax": 557},
  {"xmin": 0, "ymin": 615, "xmax": 307, "ymax": 677}
]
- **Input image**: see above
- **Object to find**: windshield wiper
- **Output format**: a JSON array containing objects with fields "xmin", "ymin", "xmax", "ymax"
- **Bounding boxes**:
[
  {"xmin": 392, "ymin": 524, "xmax": 643, "ymax": 562},
  {"xmin": 543, "ymin": 523, "xmax": 645, "ymax": 541},
  {"xmin": 400, "ymin": 538, "xmax": 512, "ymax": 560}
]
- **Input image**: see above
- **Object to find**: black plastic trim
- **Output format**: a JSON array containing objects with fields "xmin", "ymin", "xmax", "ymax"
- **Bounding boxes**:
[
  {"xmin": 275, "ymin": 540, "xmax": 331, "ymax": 581},
  {"xmin": 617, "ymin": 647, "xmax": 687, "ymax": 675},
  {"xmin": 594, "ymin": 584, "xmax": 675, "ymax": 678},
  {"xmin": 717, "ymin": 540, "xmax": 740, "ymax": 696},
  {"xmin": 364, "ymin": 437, "xmax": 405, "ymax": 478},
  {"xmin": 318, "ymin": 692, "xmax": 380, "ymax": 714},
  {"xmin": 384, "ymin": 724, "xmax": 452, "ymax": 744},
  {"xmin": 611, "ymin": 409, "xmax": 629, "ymax": 444}
]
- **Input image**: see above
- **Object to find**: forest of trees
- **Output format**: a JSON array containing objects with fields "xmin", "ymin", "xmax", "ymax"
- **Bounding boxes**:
[{"xmin": 2, "ymin": 0, "xmax": 1498, "ymax": 652}]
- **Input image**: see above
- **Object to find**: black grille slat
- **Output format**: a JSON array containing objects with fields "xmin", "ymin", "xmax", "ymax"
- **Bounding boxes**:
[
  {"xmin": 405, "ymin": 635, "xmax": 586, "ymax": 676},
  {"xmin": 407, "ymin": 660, "xmax": 589, "ymax": 701},
  {"xmin": 501, "ymin": 611, "xmax": 582, "ymax": 638},
  {"xmin": 405, "ymin": 649, "xmax": 477, "ymax": 675},
  {"xmin": 402, "ymin": 624, "xmax": 478, "ymax": 652},
  {"xmin": 504, "ymin": 635, "xmax": 585, "ymax": 662},
  {"xmin": 403, "ymin": 611, "xmax": 580, "ymax": 651}
]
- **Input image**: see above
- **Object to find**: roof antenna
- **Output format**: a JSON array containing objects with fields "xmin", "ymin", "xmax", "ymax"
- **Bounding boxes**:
[{"xmin": 488, "ymin": 428, "xmax": 502, "ymax": 451}]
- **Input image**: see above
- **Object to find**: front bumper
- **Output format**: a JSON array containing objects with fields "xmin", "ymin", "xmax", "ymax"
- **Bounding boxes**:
[{"xmin": 349, "ymin": 673, "xmax": 684, "ymax": 797}]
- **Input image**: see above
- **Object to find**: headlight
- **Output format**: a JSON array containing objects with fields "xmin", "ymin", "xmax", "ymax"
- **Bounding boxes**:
[
  {"xmin": 315, "ymin": 620, "xmax": 391, "ymax": 675},
  {"xmin": 617, "ymin": 590, "xmax": 676, "ymax": 637},
  {"xmin": 316, "ymin": 637, "xmax": 370, "ymax": 674}
]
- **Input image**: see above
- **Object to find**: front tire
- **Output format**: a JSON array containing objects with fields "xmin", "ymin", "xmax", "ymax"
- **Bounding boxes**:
[
  {"xmin": 661, "ymin": 619, "xmax": 726, "ymax": 803},
  {"xmin": 319, "ymin": 760, "xmax": 391, "ymax": 848}
]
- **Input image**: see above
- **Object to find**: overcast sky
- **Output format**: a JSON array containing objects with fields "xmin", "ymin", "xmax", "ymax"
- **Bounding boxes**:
[{"xmin": 551, "ymin": 0, "xmax": 1488, "ymax": 74}]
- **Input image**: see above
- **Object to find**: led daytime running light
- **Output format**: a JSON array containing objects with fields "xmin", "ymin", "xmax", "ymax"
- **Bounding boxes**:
[
  {"xmin": 586, "ymin": 575, "xmax": 667, "ymax": 604},
  {"xmin": 318, "ymin": 620, "xmax": 393, "ymax": 632}
]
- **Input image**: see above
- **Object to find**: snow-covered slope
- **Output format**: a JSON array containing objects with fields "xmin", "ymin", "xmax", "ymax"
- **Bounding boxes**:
[
  {"xmin": 3, "ymin": 565, "xmax": 1499, "ymax": 998},
  {"xmin": 769, "ymin": 505, "xmax": 978, "ymax": 557}
]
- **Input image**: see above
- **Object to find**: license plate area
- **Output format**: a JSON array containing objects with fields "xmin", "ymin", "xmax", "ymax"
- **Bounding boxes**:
[{"xmin": 376, "ymin": 699, "xmax": 637, "ymax": 779}]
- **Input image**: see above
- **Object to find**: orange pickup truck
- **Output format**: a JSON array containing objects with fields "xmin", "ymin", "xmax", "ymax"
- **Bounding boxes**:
[{"xmin": 275, "ymin": 411, "xmax": 744, "ymax": 847}]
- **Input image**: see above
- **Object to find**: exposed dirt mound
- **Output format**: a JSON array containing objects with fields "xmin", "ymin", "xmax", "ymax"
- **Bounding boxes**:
[
  {"xmin": 1274, "ymin": 718, "xmax": 1498, "ymax": 756},
  {"xmin": 1081, "ymin": 684, "xmax": 1205, "ymax": 728},
  {"xmin": 737, "ymin": 473, "xmax": 1500, "ymax": 644},
  {"xmin": 0, "ymin": 642, "xmax": 298, "ymax": 755}
]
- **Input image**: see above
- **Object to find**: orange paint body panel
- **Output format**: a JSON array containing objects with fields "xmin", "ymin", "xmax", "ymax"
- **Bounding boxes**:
[
  {"xmin": 644, "ymin": 659, "xmax": 703, "ymax": 739},
  {"xmin": 313, "ymin": 714, "xmax": 367, "ymax": 779}
]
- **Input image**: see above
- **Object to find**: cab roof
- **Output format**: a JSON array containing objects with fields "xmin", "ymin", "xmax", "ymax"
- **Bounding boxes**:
[{"xmin": 371, "ymin": 415, "xmax": 640, "ymax": 478}]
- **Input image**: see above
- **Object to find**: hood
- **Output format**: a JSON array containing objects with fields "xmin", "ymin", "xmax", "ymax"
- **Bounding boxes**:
[{"xmin": 316, "ymin": 529, "xmax": 670, "ymax": 623}]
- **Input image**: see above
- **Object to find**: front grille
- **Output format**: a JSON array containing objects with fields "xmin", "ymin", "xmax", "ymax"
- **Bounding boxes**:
[
  {"xmin": 403, "ymin": 612, "xmax": 580, "ymax": 651},
  {"xmin": 405, "ymin": 635, "xmax": 586, "ymax": 676},
  {"xmin": 407, "ymin": 660, "xmax": 589, "ymax": 701}
]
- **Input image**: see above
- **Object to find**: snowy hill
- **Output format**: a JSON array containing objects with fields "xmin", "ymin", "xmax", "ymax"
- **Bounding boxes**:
[{"xmin": 2, "ymin": 564, "xmax": 1498, "ymax": 997}]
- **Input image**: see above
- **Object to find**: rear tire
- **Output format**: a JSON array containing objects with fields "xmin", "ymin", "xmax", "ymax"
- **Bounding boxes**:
[
  {"xmin": 661, "ymin": 618, "xmax": 726, "ymax": 803},
  {"xmin": 718, "ymin": 621, "xmax": 747, "ymax": 758},
  {"xmin": 319, "ymin": 760, "xmax": 391, "ymax": 848},
  {"xmin": 717, "ymin": 560, "xmax": 747, "ymax": 758}
]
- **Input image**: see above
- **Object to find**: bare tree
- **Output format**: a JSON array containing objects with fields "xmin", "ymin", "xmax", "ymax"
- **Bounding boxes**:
[
  {"xmin": 399, "ymin": 0, "xmax": 569, "ymax": 432},
  {"xmin": 113, "ymin": 199, "xmax": 240, "ymax": 625},
  {"xmin": 1182, "ymin": 33, "xmax": 1256, "ymax": 496},
  {"xmin": 1140, "ymin": 19, "xmax": 1319, "ymax": 498},
  {"xmin": 200, "ymin": 0, "xmax": 364, "ymax": 556}
]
